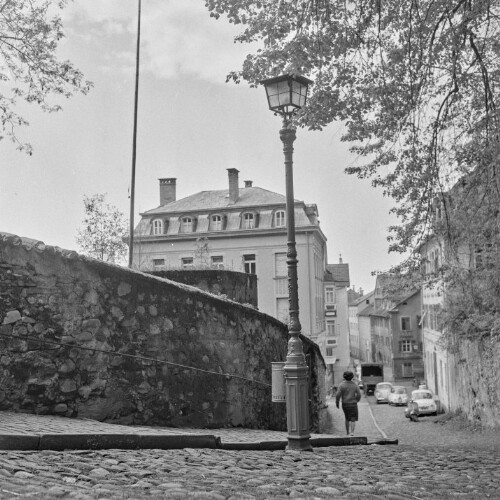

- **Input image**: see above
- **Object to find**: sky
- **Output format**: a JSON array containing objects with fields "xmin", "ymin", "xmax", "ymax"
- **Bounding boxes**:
[{"xmin": 0, "ymin": 0, "xmax": 399, "ymax": 293}]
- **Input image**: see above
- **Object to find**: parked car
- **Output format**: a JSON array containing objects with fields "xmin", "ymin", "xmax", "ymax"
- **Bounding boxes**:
[
  {"xmin": 374, "ymin": 382, "xmax": 393, "ymax": 404},
  {"xmin": 388, "ymin": 386, "xmax": 409, "ymax": 406},
  {"xmin": 404, "ymin": 389, "xmax": 438, "ymax": 417}
]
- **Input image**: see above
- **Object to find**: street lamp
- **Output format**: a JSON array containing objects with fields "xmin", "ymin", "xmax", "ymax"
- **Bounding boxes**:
[{"xmin": 261, "ymin": 74, "xmax": 313, "ymax": 451}]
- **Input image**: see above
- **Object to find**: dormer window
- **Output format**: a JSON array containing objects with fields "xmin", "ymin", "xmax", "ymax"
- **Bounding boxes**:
[
  {"xmin": 152, "ymin": 219, "xmax": 164, "ymax": 235},
  {"xmin": 180, "ymin": 216, "xmax": 195, "ymax": 233},
  {"xmin": 211, "ymin": 214, "xmax": 224, "ymax": 231},
  {"xmin": 275, "ymin": 210, "xmax": 286, "ymax": 227},
  {"xmin": 242, "ymin": 212, "xmax": 255, "ymax": 229}
]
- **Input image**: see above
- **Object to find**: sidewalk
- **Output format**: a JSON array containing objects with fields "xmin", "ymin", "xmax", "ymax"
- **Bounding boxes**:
[{"xmin": 0, "ymin": 399, "xmax": 395, "ymax": 451}]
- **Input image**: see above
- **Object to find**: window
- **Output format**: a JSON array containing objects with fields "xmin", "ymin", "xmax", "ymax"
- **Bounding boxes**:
[
  {"xmin": 326, "ymin": 347, "xmax": 334, "ymax": 357},
  {"xmin": 211, "ymin": 215, "xmax": 223, "ymax": 231},
  {"xmin": 181, "ymin": 257, "xmax": 193, "ymax": 269},
  {"xmin": 242, "ymin": 212, "xmax": 255, "ymax": 229},
  {"xmin": 243, "ymin": 254, "xmax": 256, "ymax": 274},
  {"xmin": 275, "ymin": 210, "xmax": 286, "ymax": 227},
  {"xmin": 152, "ymin": 219, "xmax": 164, "ymax": 235},
  {"xmin": 211, "ymin": 256, "xmax": 224, "ymax": 269},
  {"xmin": 152, "ymin": 258, "xmax": 165, "ymax": 268},
  {"xmin": 400, "ymin": 340, "xmax": 412, "ymax": 352},
  {"xmin": 276, "ymin": 297, "xmax": 289, "ymax": 323},
  {"xmin": 275, "ymin": 279, "xmax": 287, "ymax": 296},
  {"xmin": 325, "ymin": 286, "xmax": 335, "ymax": 304},
  {"xmin": 327, "ymin": 323, "xmax": 336, "ymax": 336},
  {"xmin": 180, "ymin": 217, "xmax": 194, "ymax": 233},
  {"xmin": 401, "ymin": 316, "xmax": 411, "ymax": 331},
  {"xmin": 275, "ymin": 252, "xmax": 287, "ymax": 277},
  {"xmin": 326, "ymin": 339, "xmax": 337, "ymax": 345},
  {"xmin": 402, "ymin": 362, "xmax": 413, "ymax": 377}
]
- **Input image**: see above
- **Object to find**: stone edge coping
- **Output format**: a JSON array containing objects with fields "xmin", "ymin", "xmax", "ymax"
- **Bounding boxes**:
[{"xmin": 0, "ymin": 434, "xmax": 396, "ymax": 451}]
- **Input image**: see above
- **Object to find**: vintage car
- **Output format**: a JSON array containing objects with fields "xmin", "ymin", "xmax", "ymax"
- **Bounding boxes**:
[
  {"xmin": 388, "ymin": 386, "xmax": 409, "ymax": 406},
  {"xmin": 374, "ymin": 382, "xmax": 393, "ymax": 404},
  {"xmin": 404, "ymin": 389, "xmax": 438, "ymax": 417}
]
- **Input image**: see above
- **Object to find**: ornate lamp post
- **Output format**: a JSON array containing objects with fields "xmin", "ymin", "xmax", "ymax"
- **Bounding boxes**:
[{"xmin": 261, "ymin": 74, "xmax": 313, "ymax": 451}]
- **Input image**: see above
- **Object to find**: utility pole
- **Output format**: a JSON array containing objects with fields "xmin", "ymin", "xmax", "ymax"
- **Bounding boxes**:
[{"xmin": 128, "ymin": 0, "xmax": 141, "ymax": 268}]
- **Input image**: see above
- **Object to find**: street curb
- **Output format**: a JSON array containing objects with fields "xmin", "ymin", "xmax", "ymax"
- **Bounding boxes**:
[
  {"xmin": 0, "ymin": 434, "xmax": 40, "ymax": 450},
  {"xmin": 39, "ymin": 434, "xmax": 140, "ymax": 451},
  {"xmin": 0, "ymin": 434, "xmax": 385, "ymax": 451},
  {"xmin": 138, "ymin": 434, "xmax": 220, "ymax": 449},
  {"xmin": 0, "ymin": 433, "xmax": 221, "ymax": 451},
  {"xmin": 219, "ymin": 436, "xmax": 368, "ymax": 450}
]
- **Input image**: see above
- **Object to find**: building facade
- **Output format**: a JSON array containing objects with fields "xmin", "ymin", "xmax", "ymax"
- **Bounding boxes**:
[
  {"xmin": 389, "ymin": 290, "xmax": 424, "ymax": 381},
  {"xmin": 132, "ymin": 169, "xmax": 328, "ymax": 340},
  {"xmin": 319, "ymin": 260, "xmax": 351, "ymax": 386},
  {"xmin": 349, "ymin": 291, "xmax": 375, "ymax": 364}
]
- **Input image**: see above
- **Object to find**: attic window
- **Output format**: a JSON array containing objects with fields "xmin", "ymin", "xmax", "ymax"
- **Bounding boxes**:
[
  {"xmin": 152, "ymin": 219, "xmax": 164, "ymax": 235},
  {"xmin": 180, "ymin": 216, "xmax": 195, "ymax": 233},
  {"xmin": 242, "ymin": 212, "xmax": 255, "ymax": 229},
  {"xmin": 211, "ymin": 214, "xmax": 224, "ymax": 231},
  {"xmin": 275, "ymin": 210, "xmax": 286, "ymax": 227}
]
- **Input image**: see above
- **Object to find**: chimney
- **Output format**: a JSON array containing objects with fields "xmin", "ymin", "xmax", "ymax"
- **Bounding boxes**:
[
  {"xmin": 339, "ymin": 253, "xmax": 343, "ymax": 264},
  {"xmin": 244, "ymin": 180, "xmax": 253, "ymax": 188},
  {"xmin": 227, "ymin": 168, "xmax": 239, "ymax": 204},
  {"xmin": 159, "ymin": 178, "xmax": 176, "ymax": 205}
]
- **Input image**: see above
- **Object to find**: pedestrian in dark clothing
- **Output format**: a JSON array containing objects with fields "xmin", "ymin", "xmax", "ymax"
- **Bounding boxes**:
[{"xmin": 335, "ymin": 370, "xmax": 362, "ymax": 436}]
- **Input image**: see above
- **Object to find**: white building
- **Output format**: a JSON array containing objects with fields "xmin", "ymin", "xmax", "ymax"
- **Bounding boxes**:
[
  {"xmin": 319, "ymin": 260, "xmax": 351, "ymax": 386},
  {"xmin": 132, "ymin": 169, "xmax": 328, "ymax": 340}
]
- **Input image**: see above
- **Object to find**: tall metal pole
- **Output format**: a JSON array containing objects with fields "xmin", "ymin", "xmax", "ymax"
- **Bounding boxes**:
[
  {"xmin": 280, "ymin": 117, "xmax": 312, "ymax": 451},
  {"xmin": 128, "ymin": 0, "xmax": 142, "ymax": 268}
]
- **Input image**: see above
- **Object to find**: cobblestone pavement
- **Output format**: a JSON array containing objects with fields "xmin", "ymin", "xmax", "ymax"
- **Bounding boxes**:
[
  {"xmin": 0, "ymin": 398, "xmax": 500, "ymax": 498},
  {"xmin": 0, "ymin": 442, "xmax": 499, "ymax": 499}
]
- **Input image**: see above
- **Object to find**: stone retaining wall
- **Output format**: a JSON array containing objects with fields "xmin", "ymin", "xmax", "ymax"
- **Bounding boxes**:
[
  {"xmin": 0, "ymin": 233, "xmax": 326, "ymax": 431},
  {"xmin": 454, "ymin": 337, "xmax": 500, "ymax": 427},
  {"xmin": 150, "ymin": 269, "xmax": 257, "ymax": 308}
]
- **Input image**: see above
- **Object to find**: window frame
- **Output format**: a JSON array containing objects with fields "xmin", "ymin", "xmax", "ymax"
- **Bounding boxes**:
[
  {"xmin": 242, "ymin": 212, "xmax": 256, "ymax": 229},
  {"xmin": 211, "ymin": 214, "xmax": 223, "ymax": 231},
  {"xmin": 401, "ymin": 316, "xmax": 411, "ymax": 331},
  {"xmin": 152, "ymin": 219, "xmax": 164, "ymax": 235},
  {"xmin": 275, "ymin": 210, "xmax": 286, "ymax": 227},
  {"xmin": 400, "ymin": 340, "xmax": 412, "ymax": 352},
  {"xmin": 325, "ymin": 286, "xmax": 335, "ymax": 304},
  {"xmin": 181, "ymin": 257, "xmax": 194, "ymax": 269},
  {"xmin": 180, "ymin": 216, "xmax": 194, "ymax": 233},
  {"xmin": 243, "ymin": 254, "xmax": 256, "ymax": 274}
]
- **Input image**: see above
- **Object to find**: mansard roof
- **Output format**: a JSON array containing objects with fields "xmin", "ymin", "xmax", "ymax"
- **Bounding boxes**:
[
  {"xmin": 143, "ymin": 187, "xmax": 288, "ymax": 215},
  {"xmin": 324, "ymin": 263, "xmax": 350, "ymax": 287}
]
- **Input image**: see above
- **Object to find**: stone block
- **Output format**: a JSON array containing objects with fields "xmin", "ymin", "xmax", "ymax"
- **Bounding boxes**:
[{"xmin": 2, "ymin": 310, "xmax": 21, "ymax": 325}]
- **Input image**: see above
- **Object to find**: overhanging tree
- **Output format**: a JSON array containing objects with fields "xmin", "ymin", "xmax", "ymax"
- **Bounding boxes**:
[
  {"xmin": 76, "ymin": 194, "xmax": 128, "ymax": 265},
  {"xmin": 0, "ymin": 0, "xmax": 91, "ymax": 153},
  {"xmin": 206, "ymin": 0, "xmax": 500, "ymax": 341},
  {"xmin": 206, "ymin": 0, "xmax": 499, "ymax": 252}
]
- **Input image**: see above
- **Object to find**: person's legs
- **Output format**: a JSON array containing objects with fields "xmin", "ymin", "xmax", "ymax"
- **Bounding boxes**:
[
  {"xmin": 350, "ymin": 420, "xmax": 356, "ymax": 435},
  {"xmin": 345, "ymin": 418, "xmax": 350, "ymax": 435}
]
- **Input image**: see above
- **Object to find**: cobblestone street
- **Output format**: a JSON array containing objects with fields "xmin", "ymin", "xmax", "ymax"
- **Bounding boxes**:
[{"xmin": 0, "ymin": 393, "xmax": 499, "ymax": 499}]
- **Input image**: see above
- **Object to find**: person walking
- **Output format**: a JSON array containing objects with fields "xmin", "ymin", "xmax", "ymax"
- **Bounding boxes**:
[{"xmin": 335, "ymin": 370, "xmax": 362, "ymax": 436}]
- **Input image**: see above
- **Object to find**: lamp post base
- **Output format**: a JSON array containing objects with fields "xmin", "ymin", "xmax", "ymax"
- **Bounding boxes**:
[{"xmin": 284, "ymin": 349, "xmax": 312, "ymax": 451}]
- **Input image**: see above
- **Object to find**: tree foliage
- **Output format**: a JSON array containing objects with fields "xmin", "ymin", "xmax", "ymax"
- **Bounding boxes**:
[
  {"xmin": 76, "ymin": 194, "xmax": 128, "ymax": 265},
  {"xmin": 0, "ymin": 0, "xmax": 91, "ymax": 153},
  {"xmin": 206, "ymin": 0, "xmax": 500, "ymax": 341},
  {"xmin": 206, "ymin": 0, "xmax": 500, "ymax": 252}
]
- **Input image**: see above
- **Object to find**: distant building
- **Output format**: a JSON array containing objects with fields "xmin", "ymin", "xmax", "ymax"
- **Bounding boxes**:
[
  {"xmin": 389, "ymin": 290, "xmax": 424, "ymax": 380},
  {"xmin": 319, "ymin": 258, "xmax": 351, "ymax": 386},
  {"xmin": 132, "ymin": 169, "xmax": 328, "ymax": 340},
  {"xmin": 368, "ymin": 274, "xmax": 422, "ymax": 382},
  {"xmin": 348, "ymin": 290, "xmax": 373, "ymax": 362}
]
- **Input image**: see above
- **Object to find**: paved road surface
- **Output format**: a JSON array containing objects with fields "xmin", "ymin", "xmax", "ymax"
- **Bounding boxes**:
[{"xmin": 0, "ymin": 394, "xmax": 499, "ymax": 498}]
